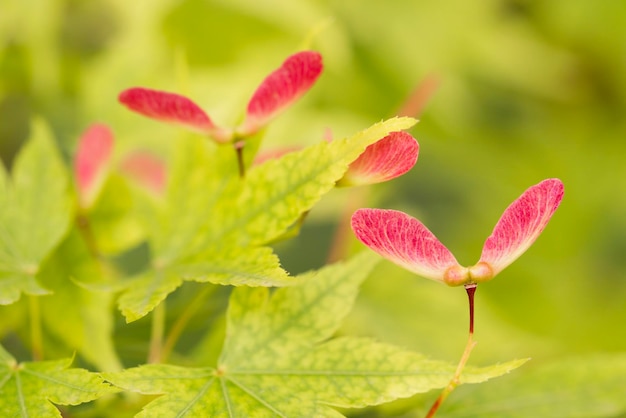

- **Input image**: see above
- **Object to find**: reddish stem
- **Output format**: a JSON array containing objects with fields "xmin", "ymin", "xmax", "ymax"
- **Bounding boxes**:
[
  {"xmin": 234, "ymin": 141, "xmax": 246, "ymax": 178},
  {"xmin": 466, "ymin": 283, "xmax": 476, "ymax": 335},
  {"xmin": 425, "ymin": 284, "xmax": 478, "ymax": 417}
]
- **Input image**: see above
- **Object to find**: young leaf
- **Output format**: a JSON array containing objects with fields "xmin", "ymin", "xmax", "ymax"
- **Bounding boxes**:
[
  {"xmin": 117, "ymin": 247, "xmax": 291, "ymax": 322},
  {"xmin": 238, "ymin": 50, "xmax": 323, "ymax": 136},
  {"xmin": 117, "ymin": 268, "xmax": 183, "ymax": 323},
  {"xmin": 37, "ymin": 228, "xmax": 121, "ymax": 371},
  {"xmin": 83, "ymin": 174, "xmax": 146, "ymax": 255},
  {"xmin": 0, "ymin": 120, "xmax": 72, "ymax": 304},
  {"xmin": 115, "ymin": 138, "xmax": 289, "ymax": 322},
  {"xmin": 116, "ymin": 118, "xmax": 415, "ymax": 321},
  {"xmin": 0, "ymin": 344, "xmax": 118, "ymax": 417},
  {"xmin": 217, "ymin": 117, "xmax": 418, "ymax": 248},
  {"xmin": 106, "ymin": 253, "xmax": 525, "ymax": 417}
]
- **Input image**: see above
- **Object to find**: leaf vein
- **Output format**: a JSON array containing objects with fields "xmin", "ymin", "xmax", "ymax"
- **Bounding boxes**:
[
  {"xmin": 219, "ymin": 376, "xmax": 235, "ymax": 418},
  {"xmin": 225, "ymin": 375, "xmax": 288, "ymax": 417},
  {"xmin": 175, "ymin": 376, "xmax": 216, "ymax": 418}
]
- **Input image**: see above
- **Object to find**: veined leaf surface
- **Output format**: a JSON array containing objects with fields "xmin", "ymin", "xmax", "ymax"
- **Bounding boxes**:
[
  {"xmin": 106, "ymin": 253, "xmax": 525, "ymax": 417},
  {"xmin": 117, "ymin": 118, "xmax": 416, "ymax": 321},
  {"xmin": 0, "ymin": 344, "xmax": 118, "ymax": 417}
]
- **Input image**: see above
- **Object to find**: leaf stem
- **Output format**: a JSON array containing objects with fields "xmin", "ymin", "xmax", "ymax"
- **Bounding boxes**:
[
  {"xmin": 148, "ymin": 301, "xmax": 166, "ymax": 364},
  {"xmin": 425, "ymin": 284, "xmax": 477, "ymax": 418},
  {"xmin": 28, "ymin": 295, "xmax": 43, "ymax": 361},
  {"xmin": 162, "ymin": 285, "xmax": 216, "ymax": 362}
]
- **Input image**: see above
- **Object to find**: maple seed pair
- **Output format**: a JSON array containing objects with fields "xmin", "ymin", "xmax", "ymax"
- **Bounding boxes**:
[
  {"xmin": 351, "ymin": 178, "xmax": 564, "ymax": 287},
  {"xmin": 118, "ymin": 50, "xmax": 323, "ymax": 144}
]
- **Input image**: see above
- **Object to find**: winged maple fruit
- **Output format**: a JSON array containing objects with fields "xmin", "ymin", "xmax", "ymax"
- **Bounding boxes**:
[
  {"xmin": 351, "ymin": 178, "xmax": 564, "ymax": 416},
  {"xmin": 118, "ymin": 50, "xmax": 323, "ymax": 144},
  {"xmin": 351, "ymin": 178, "xmax": 564, "ymax": 286}
]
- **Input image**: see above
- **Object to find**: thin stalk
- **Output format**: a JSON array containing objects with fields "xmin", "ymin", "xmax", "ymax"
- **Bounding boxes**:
[
  {"xmin": 234, "ymin": 141, "xmax": 246, "ymax": 178},
  {"xmin": 161, "ymin": 285, "xmax": 216, "ymax": 362},
  {"xmin": 76, "ymin": 210, "xmax": 121, "ymax": 282},
  {"xmin": 326, "ymin": 187, "xmax": 367, "ymax": 263},
  {"xmin": 76, "ymin": 211, "xmax": 100, "ymax": 260},
  {"xmin": 148, "ymin": 301, "xmax": 166, "ymax": 364},
  {"xmin": 28, "ymin": 295, "xmax": 43, "ymax": 361},
  {"xmin": 425, "ymin": 284, "xmax": 477, "ymax": 418}
]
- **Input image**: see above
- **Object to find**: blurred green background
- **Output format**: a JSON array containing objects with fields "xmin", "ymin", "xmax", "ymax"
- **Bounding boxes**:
[{"xmin": 2, "ymin": 0, "xmax": 625, "ymax": 415}]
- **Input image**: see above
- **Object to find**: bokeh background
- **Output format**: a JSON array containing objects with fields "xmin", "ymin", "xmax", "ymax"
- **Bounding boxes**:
[{"xmin": 2, "ymin": 0, "xmax": 625, "ymax": 416}]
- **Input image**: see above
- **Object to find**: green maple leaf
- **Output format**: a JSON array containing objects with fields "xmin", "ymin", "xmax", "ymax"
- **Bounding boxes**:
[
  {"xmin": 105, "ymin": 252, "xmax": 526, "ymax": 417},
  {"xmin": 85, "ymin": 174, "xmax": 145, "ymax": 255},
  {"xmin": 0, "ymin": 344, "xmax": 118, "ymax": 417},
  {"xmin": 117, "ymin": 117, "xmax": 417, "ymax": 322},
  {"xmin": 37, "ymin": 227, "xmax": 121, "ymax": 372},
  {"xmin": 438, "ymin": 353, "xmax": 626, "ymax": 418},
  {"xmin": 0, "ymin": 120, "xmax": 72, "ymax": 305}
]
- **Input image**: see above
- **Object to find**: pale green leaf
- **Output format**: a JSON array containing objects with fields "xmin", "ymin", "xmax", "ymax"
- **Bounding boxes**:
[
  {"xmin": 143, "ymin": 137, "xmax": 236, "ymax": 266},
  {"xmin": 0, "ymin": 344, "xmax": 118, "ymax": 417},
  {"xmin": 114, "ymin": 119, "xmax": 417, "ymax": 321},
  {"xmin": 208, "ymin": 117, "xmax": 417, "ymax": 247},
  {"xmin": 106, "ymin": 252, "xmax": 524, "ymax": 417},
  {"xmin": 0, "ymin": 119, "xmax": 72, "ymax": 304},
  {"xmin": 117, "ymin": 269, "xmax": 184, "ymax": 323},
  {"xmin": 37, "ymin": 228, "xmax": 121, "ymax": 371},
  {"xmin": 143, "ymin": 117, "xmax": 416, "ymax": 266},
  {"xmin": 86, "ymin": 174, "xmax": 145, "ymax": 255},
  {"xmin": 103, "ymin": 364, "xmax": 225, "ymax": 418},
  {"xmin": 461, "ymin": 358, "xmax": 529, "ymax": 384},
  {"xmin": 180, "ymin": 247, "xmax": 292, "ymax": 287},
  {"xmin": 118, "ymin": 246, "xmax": 291, "ymax": 322},
  {"xmin": 439, "ymin": 353, "xmax": 626, "ymax": 418},
  {"xmin": 219, "ymin": 252, "xmax": 381, "ymax": 368}
]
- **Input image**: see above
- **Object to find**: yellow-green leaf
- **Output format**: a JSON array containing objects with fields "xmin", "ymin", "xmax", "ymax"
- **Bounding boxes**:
[
  {"xmin": 106, "ymin": 252, "xmax": 524, "ymax": 417},
  {"xmin": 0, "ymin": 344, "xmax": 118, "ymax": 417},
  {"xmin": 0, "ymin": 120, "xmax": 72, "ymax": 304}
]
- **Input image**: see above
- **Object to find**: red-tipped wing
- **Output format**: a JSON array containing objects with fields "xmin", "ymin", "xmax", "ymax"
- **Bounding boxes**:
[
  {"xmin": 239, "ymin": 51, "xmax": 323, "ymax": 136},
  {"xmin": 339, "ymin": 131, "xmax": 419, "ymax": 186},
  {"xmin": 351, "ymin": 208, "xmax": 460, "ymax": 282},
  {"xmin": 119, "ymin": 87, "xmax": 220, "ymax": 138},
  {"xmin": 479, "ymin": 178, "xmax": 564, "ymax": 276}
]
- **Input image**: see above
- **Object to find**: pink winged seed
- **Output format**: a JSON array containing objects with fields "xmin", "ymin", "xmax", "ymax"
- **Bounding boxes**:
[
  {"xmin": 479, "ymin": 178, "xmax": 564, "ymax": 276},
  {"xmin": 74, "ymin": 123, "xmax": 114, "ymax": 205},
  {"xmin": 118, "ymin": 88, "xmax": 217, "ymax": 136},
  {"xmin": 339, "ymin": 131, "xmax": 419, "ymax": 186},
  {"xmin": 239, "ymin": 51, "xmax": 323, "ymax": 136},
  {"xmin": 351, "ymin": 209, "xmax": 460, "ymax": 282}
]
